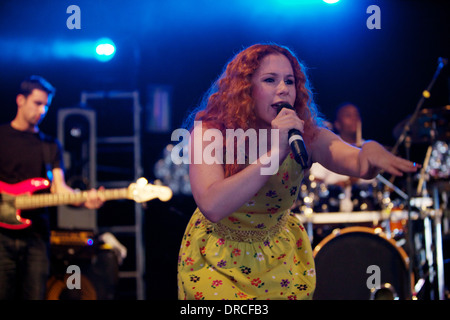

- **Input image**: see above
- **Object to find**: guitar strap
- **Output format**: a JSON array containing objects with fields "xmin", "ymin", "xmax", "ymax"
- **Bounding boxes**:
[{"xmin": 39, "ymin": 132, "xmax": 54, "ymax": 182}]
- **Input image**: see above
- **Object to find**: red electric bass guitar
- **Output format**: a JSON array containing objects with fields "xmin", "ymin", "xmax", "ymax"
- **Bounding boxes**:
[{"xmin": 0, "ymin": 177, "xmax": 172, "ymax": 230}]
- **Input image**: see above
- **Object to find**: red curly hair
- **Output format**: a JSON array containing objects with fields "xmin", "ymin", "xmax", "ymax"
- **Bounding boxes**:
[{"xmin": 191, "ymin": 43, "xmax": 323, "ymax": 177}]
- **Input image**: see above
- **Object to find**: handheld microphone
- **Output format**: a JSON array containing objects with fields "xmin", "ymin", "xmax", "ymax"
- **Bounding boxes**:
[{"xmin": 276, "ymin": 103, "xmax": 309, "ymax": 169}]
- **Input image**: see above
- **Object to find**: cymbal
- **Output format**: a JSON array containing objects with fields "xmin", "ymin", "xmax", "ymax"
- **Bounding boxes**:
[
  {"xmin": 393, "ymin": 105, "xmax": 450, "ymax": 143},
  {"xmin": 427, "ymin": 140, "xmax": 450, "ymax": 179}
]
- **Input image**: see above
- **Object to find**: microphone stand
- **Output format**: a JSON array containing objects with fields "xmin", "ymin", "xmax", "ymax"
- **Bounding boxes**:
[
  {"xmin": 390, "ymin": 58, "xmax": 447, "ymax": 155},
  {"xmin": 389, "ymin": 58, "xmax": 447, "ymax": 300}
]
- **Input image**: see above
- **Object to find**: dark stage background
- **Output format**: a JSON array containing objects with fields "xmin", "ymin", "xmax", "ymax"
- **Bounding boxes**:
[{"xmin": 0, "ymin": 0, "xmax": 449, "ymax": 300}]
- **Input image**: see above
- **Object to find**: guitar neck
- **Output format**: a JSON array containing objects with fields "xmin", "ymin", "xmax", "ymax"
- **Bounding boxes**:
[{"xmin": 15, "ymin": 188, "xmax": 129, "ymax": 210}]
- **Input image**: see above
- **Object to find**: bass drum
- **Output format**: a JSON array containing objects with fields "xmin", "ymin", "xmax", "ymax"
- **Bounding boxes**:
[{"xmin": 313, "ymin": 227, "xmax": 413, "ymax": 300}]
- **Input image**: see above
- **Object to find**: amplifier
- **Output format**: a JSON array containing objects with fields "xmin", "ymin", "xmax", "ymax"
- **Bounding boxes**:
[{"xmin": 50, "ymin": 230, "xmax": 95, "ymax": 247}]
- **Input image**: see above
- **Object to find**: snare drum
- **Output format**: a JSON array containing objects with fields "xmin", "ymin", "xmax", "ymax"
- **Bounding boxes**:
[{"xmin": 313, "ymin": 226, "xmax": 413, "ymax": 300}]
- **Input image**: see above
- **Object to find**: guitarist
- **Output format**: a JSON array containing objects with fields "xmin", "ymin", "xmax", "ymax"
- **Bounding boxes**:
[{"xmin": 0, "ymin": 76, "xmax": 105, "ymax": 300}]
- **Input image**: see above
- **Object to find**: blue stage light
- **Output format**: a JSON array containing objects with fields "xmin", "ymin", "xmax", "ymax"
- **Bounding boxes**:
[
  {"xmin": 323, "ymin": 0, "xmax": 340, "ymax": 4},
  {"xmin": 95, "ymin": 38, "xmax": 116, "ymax": 62}
]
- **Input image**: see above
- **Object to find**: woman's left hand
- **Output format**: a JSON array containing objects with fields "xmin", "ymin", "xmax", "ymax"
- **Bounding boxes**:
[
  {"xmin": 84, "ymin": 186, "xmax": 106, "ymax": 209},
  {"xmin": 359, "ymin": 141, "xmax": 419, "ymax": 179}
]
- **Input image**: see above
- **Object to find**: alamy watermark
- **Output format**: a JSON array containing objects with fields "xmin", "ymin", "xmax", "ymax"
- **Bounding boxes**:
[
  {"xmin": 65, "ymin": 263, "xmax": 384, "ymax": 293},
  {"xmin": 66, "ymin": 5, "xmax": 81, "ymax": 30},
  {"xmin": 366, "ymin": 5, "xmax": 381, "ymax": 30},
  {"xmin": 171, "ymin": 121, "xmax": 281, "ymax": 175},
  {"xmin": 66, "ymin": 265, "xmax": 81, "ymax": 289},
  {"xmin": 366, "ymin": 264, "xmax": 381, "ymax": 290},
  {"xmin": 66, "ymin": 4, "xmax": 380, "ymax": 31}
]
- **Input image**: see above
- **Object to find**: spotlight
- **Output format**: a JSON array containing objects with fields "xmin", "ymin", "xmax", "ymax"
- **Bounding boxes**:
[
  {"xmin": 95, "ymin": 38, "xmax": 116, "ymax": 62},
  {"xmin": 323, "ymin": 0, "xmax": 340, "ymax": 4}
]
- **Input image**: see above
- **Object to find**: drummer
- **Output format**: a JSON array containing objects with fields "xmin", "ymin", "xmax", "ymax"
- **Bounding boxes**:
[{"xmin": 309, "ymin": 102, "xmax": 377, "ymax": 211}]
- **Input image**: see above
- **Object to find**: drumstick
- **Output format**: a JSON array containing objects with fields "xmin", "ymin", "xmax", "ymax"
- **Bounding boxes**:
[
  {"xmin": 356, "ymin": 120, "xmax": 362, "ymax": 147},
  {"xmin": 376, "ymin": 174, "xmax": 408, "ymax": 200},
  {"xmin": 416, "ymin": 145, "xmax": 432, "ymax": 195}
]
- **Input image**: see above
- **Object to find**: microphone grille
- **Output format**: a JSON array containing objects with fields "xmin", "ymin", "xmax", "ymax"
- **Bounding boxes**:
[{"xmin": 276, "ymin": 103, "xmax": 294, "ymax": 114}]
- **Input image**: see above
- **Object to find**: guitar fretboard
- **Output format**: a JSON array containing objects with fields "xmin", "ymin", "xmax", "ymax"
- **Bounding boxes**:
[{"xmin": 15, "ymin": 189, "xmax": 129, "ymax": 210}]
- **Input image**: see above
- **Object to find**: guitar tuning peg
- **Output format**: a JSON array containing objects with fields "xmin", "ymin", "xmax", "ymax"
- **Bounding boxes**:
[{"xmin": 136, "ymin": 177, "xmax": 148, "ymax": 187}]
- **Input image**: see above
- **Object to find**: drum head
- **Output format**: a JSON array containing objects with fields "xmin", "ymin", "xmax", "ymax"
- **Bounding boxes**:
[{"xmin": 313, "ymin": 227, "xmax": 412, "ymax": 300}]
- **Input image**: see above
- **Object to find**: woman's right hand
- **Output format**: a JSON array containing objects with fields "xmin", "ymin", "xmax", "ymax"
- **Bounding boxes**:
[{"xmin": 271, "ymin": 107, "xmax": 305, "ymax": 161}]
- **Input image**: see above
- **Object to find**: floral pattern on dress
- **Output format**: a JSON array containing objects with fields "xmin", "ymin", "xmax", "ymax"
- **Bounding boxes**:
[{"xmin": 177, "ymin": 153, "xmax": 316, "ymax": 300}]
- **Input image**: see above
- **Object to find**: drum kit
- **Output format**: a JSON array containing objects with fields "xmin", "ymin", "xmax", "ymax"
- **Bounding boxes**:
[
  {"xmin": 295, "ymin": 58, "xmax": 449, "ymax": 300},
  {"xmin": 295, "ymin": 105, "xmax": 449, "ymax": 300}
]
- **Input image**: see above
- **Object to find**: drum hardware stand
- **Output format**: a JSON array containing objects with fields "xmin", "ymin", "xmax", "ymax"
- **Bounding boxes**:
[
  {"xmin": 423, "ymin": 207, "xmax": 436, "ymax": 299},
  {"xmin": 432, "ymin": 186, "xmax": 445, "ymax": 300},
  {"xmin": 295, "ymin": 183, "xmax": 315, "ymax": 244},
  {"xmin": 388, "ymin": 57, "xmax": 447, "ymax": 299},
  {"xmin": 414, "ymin": 139, "xmax": 436, "ymax": 299},
  {"xmin": 413, "ymin": 113, "xmax": 447, "ymax": 300},
  {"xmin": 416, "ymin": 190, "xmax": 446, "ymax": 300},
  {"xmin": 376, "ymin": 174, "xmax": 408, "ymax": 239}
]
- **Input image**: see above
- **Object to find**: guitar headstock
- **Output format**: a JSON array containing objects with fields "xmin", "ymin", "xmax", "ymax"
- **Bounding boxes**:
[{"xmin": 127, "ymin": 178, "xmax": 173, "ymax": 203}]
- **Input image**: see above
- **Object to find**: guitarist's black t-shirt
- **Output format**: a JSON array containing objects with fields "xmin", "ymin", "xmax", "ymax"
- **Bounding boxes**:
[{"xmin": 0, "ymin": 123, "xmax": 63, "ymax": 240}]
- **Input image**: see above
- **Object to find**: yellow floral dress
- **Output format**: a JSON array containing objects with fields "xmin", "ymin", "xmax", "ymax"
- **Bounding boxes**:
[{"xmin": 177, "ymin": 153, "xmax": 316, "ymax": 300}]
